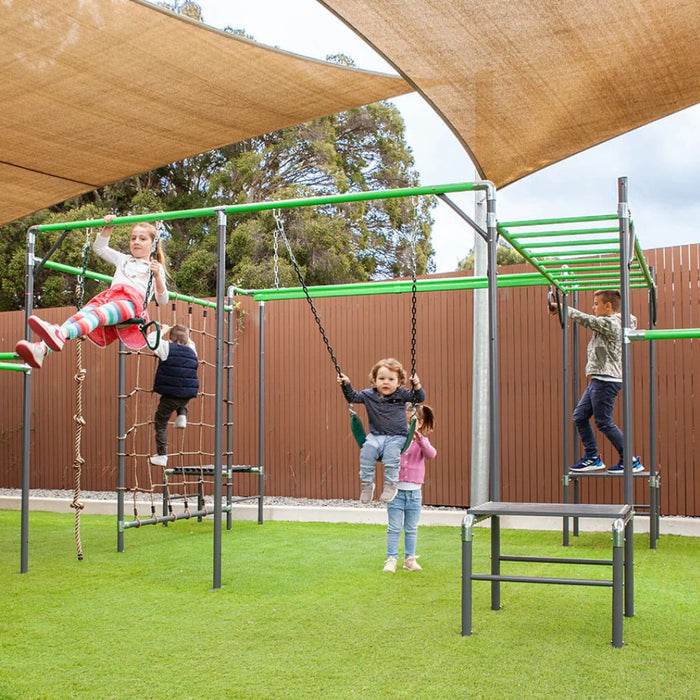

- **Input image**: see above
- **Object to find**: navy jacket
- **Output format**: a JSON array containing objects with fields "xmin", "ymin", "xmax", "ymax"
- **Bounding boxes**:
[{"xmin": 153, "ymin": 343, "xmax": 199, "ymax": 398}]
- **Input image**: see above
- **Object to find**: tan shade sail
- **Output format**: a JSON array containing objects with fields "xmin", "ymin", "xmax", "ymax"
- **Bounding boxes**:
[
  {"xmin": 318, "ymin": 0, "xmax": 700, "ymax": 189},
  {"xmin": 0, "ymin": 0, "xmax": 411, "ymax": 227}
]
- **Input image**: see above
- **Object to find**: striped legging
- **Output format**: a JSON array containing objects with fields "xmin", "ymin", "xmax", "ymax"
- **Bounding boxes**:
[{"xmin": 62, "ymin": 300, "xmax": 137, "ymax": 341}]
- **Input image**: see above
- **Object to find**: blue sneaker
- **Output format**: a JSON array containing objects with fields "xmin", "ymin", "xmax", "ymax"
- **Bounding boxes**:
[
  {"xmin": 569, "ymin": 454, "xmax": 606, "ymax": 472},
  {"xmin": 607, "ymin": 456, "xmax": 644, "ymax": 474}
]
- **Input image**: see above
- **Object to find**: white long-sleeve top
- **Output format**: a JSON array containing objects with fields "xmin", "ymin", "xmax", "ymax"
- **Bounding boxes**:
[{"xmin": 94, "ymin": 235, "xmax": 168, "ymax": 307}]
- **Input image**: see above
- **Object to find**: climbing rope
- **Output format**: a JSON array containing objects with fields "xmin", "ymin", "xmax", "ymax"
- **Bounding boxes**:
[{"xmin": 70, "ymin": 228, "xmax": 91, "ymax": 561}]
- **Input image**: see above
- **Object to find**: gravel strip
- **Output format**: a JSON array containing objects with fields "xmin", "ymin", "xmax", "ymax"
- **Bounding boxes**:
[{"xmin": 0, "ymin": 488, "xmax": 459, "ymax": 511}]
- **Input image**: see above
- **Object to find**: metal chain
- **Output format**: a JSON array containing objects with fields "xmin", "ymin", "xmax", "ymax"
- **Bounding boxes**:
[
  {"xmin": 76, "ymin": 230, "xmax": 92, "ymax": 311},
  {"xmin": 142, "ymin": 222, "xmax": 165, "ymax": 314},
  {"xmin": 274, "ymin": 210, "xmax": 343, "ymax": 376},
  {"xmin": 272, "ymin": 212, "xmax": 281, "ymax": 289},
  {"xmin": 409, "ymin": 222, "xmax": 418, "ymax": 381}
]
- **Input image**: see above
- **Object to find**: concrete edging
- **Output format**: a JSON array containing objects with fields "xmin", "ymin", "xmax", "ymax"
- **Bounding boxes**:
[{"xmin": 1, "ymin": 496, "xmax": 699, "ymax": 536}]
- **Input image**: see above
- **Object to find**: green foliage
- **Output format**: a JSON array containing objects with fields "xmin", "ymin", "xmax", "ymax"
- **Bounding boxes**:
[
  {"xmin": 0, "ymin": 511, "xmax": 698, "ymax": 698},
  {"xmin": 458, "ymin": 242, "xmax": 525, "ymax": 271},
  {"xmin": 0, "ymin": 2, "xmax": 434, "ymax": 310},
  {"xmin": 0, "ymin": 100, "xmax": 433, "ymax": 310}
]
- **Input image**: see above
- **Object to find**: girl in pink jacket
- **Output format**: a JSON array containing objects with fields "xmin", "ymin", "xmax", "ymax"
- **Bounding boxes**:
[{"xmin": 383, "ymin": 404, "xmax": 436, "ymax": 573}]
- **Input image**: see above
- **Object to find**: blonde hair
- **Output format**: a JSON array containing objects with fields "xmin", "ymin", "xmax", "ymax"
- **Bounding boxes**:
[
  {"xmin": 369, "ymin": 357, "xmax": 407, "ymax": 385},
  {"xmin": 132, "ymin": 222, "xmax": 167, "ymax": 268}
]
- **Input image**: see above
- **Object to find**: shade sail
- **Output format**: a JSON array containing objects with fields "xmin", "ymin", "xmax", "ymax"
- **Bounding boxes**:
[
  {"xmin": 318, "ymin": 0, "xmax": 700, "ymax": 189},
  {"xmin": 0, "ymin": 0, "xmax": 411, "ymax": 227}
]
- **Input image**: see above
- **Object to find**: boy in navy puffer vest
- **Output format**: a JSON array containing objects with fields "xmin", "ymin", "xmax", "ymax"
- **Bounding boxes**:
[{"xmin": 148, "ymin": 324, "xmax": 199, "ymax": 467}]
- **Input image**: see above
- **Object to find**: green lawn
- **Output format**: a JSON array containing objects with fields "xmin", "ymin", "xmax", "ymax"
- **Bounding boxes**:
[{"xmin": 1, "ymin": 509, "xmax": 698, "ymax": 699}]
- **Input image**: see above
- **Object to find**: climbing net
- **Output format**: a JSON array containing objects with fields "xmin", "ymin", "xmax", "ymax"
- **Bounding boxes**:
[{"xmin": 118, "ymin": 297, "xmax": 249, "ymax": 527}]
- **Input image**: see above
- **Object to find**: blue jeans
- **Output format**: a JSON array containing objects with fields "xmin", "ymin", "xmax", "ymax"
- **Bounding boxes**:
[
  {"xmin": 573, "ymin": 379, "xmax": 623, "ymax": 458},
  {"xmin": 386, "ymin": 489, "xmax": 422, "ymax": 558},
  {"xmin": 359, "ymin": 433, "xmax": 404, "ymax": 484}
]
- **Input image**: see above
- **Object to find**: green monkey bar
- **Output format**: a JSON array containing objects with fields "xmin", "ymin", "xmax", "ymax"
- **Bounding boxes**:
[{"xmin": 497, "ymin": 214, "xmax": 655, "ymax": 294}]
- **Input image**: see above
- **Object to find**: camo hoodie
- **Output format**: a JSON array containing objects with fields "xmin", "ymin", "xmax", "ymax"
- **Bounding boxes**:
[{"xmin": 567, "ymin": 308, "xmax": 637, "ymax": 381}]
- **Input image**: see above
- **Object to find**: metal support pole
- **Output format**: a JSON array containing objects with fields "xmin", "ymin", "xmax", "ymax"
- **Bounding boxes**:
[
  {"xmin": 20, "ymin": 226, "xmax": 37, "ymax": 573},
  {"xmin": 117, "ymin": 343, "xmax": 126, "ymax": 552},
  {"xmin": 226, "ymin": 288, "xmax": 234, "ymax": 531},
  {"xmin": 258, "ymin": 301, "xmax": 265, "ymax": 525},
  {"xmin": 461, "ymin": 514, "xmax": 475, "ymax": 635},
  {"xmin": 648, "ymin": 273, "xmax": 658, "ymax": 548},
  {"xmin": 611, "ymin": 519, "xmax": 625, "ymax": 648},
  {"xmin": 212, "ymin": 208, "xmax": 227, "ymax": 590},
  {"xmin": 562, "ymin": 293, "xmax": 570, "ymax": 545},
  {"xmin": 471, "ymin": 188, "xmax": 490, "ymax": 506},
  {"xmin": 618, "ymin": 177, "xmax": 635, "ymax": 618},
  {"xmin": 483, "ymin": 183, "xmax": 499, "ymax": 502}
]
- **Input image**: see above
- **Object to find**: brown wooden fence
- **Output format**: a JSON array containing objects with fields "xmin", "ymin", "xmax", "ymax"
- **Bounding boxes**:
[{"xmin": 0, "ymin": 244, "xmax": 698, "ymax": 517}]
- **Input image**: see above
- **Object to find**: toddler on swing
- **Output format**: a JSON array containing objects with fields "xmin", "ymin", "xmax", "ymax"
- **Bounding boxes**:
[{"xmin": 338, "ymin": 358, "xmax": 424, "ymax": 503}]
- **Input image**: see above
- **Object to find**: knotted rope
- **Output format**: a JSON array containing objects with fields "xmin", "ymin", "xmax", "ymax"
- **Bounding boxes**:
[{"xmin": 71, "ymin": 336, "xmax": 87, "ymax": 560}]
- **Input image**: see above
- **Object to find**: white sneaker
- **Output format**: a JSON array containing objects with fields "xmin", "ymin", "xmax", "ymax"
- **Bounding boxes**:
[
  {"xmin": 28, "ymin": 315, "xmax": 66, "ymax": 352},
  {"xmin": 383, "ymin": 556, "xmax": 398, "ymax": 573},
  {"xmin": 150, "ymin": 455, "xmax": 168, "ymax": 467},
  {"xmin": 403, "ymin": 555, "xmax": 422, "ymax": 571},
  {"xmin": 15, "ymin": 340, "xmax": 46, "ymax": 369},
  {"xmin": 174, "ymin": 414, "xmax": 187, "ymax": 429}
]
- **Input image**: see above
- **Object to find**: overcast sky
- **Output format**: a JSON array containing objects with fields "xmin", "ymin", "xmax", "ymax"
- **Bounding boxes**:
[{"xmin": 195, "ymin": 0, "xmax": 700, "ymax": 273}]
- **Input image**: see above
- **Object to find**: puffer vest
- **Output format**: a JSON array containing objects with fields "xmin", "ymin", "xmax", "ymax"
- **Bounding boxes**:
[{"xmin": 153, "ymin": 343, "xmax": 199, "ymax": 398}]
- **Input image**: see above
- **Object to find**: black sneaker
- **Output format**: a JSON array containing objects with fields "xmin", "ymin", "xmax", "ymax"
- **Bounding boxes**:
[{"xmin": 569, "ymin": 454, "xmax": 606, "ymax": 472}]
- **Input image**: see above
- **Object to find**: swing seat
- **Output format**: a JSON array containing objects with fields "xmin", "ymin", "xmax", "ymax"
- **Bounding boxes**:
[
  {"xmin": 402, "ymin": 417, "xmax": 417, "ymax": 453},
  {"xmin": 349, "ymin": 410, "xmax": 417, "ymax": 453},
  {"xmin": 118, "ymin": 318, "xmax": 161, "ymax": 350},
  {"xmin": 350, "ymin": 412, "xmax": 366, "ymax": 447}
]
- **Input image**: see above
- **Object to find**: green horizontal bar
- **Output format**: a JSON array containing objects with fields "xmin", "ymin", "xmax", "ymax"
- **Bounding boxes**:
[
  {"xmin": 35, "ymin": 182, "xmax": 484, "ymax": 232},
  {"xmin": 499, "ymin": 214, "xmax": 618, "ymax": 228},
  {"xmin": 506, "ymin": 227, "xmax": 619, "ymax": 239},
  {"xmin": 0, "ymin": 362, "xmax": 29, "ymax": 372},
  {"xmin": 41, "ymin": 260, "xmax": 230, "ymax": 311},
  {"xmin": 563, "ymin": 282, "xmax": 648, "ymax": 291},
  {"xmin": 0, "ymin": 352, "xmax": 19, "ymax": 360},
  {"xmin": 629, "ymin": 328, "xmax": 700, "ymax": 341},
  {"xmin": 535, "ymin": 248, "xmax": 619, "ymax": 258},
  {"xmin": 552, "ymin": 272, "xmax": 645, "ymax": 283},
  {"xmin": 540, "ymin": 257, "xmax": 621, "ymax": 266},
  {"xmin": 548, "ymin": 264, "xmax": 621, "ymax": 274},
  {"xmin": 523, "ymin": 238, "xmax": 618, "ymax": 250},
  {"xmin": 248, "ymin": 273, "xmax": 549, "ymax": 301}
]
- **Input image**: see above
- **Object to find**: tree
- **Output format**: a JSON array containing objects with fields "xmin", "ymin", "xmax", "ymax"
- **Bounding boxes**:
[
  {"xmin": 0, "ymin": 6, "xmax": 434, "ymax": 309},
  {"xmin": 457, "ymin": 242, "xmax": 525, "ymax": 271}
]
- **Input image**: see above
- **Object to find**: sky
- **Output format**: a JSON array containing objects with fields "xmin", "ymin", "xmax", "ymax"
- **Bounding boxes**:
[{"xmin": 193, "ymin": 0, "xmax": 700, "ymax": 273}]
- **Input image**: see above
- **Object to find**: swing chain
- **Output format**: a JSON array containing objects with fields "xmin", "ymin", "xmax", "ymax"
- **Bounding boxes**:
[
  {"xmin": 408, "ymin": 217, "xmax": 419, "ymax": 395},
  {"xmin": 272, "ymin": 215, "xmax": 280, "ymax": 290},
  {"xmin": 142, "ymin": 222, "xmax": 166, "ymax": 314},
  {"xmin": 273, "ymin": 210, "xmax": 342, "ymax": 376},
  {"xmin": 76, "ymin": 229, "xmax": 92, "ymax": 311}
]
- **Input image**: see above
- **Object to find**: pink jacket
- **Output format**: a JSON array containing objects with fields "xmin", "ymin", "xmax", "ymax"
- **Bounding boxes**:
[{"xmin": 398, "ymin": 435, "xmax": 437, "ymax": 484}]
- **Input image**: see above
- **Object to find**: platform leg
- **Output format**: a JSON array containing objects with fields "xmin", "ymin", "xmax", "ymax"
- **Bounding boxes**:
[
  {"xmin": 461, "ymin": 514, "xmax": 475, "ymax": 636},
  {"xmin": 624, "ymin": 518, "xmax": 634, "ymax": 618},
  {"xmin": 491, "ymin": 515, "xmax": 501, "ymax": 611},
  {"xmin": 612, "ymin": 518, "xmax": 625, "ymax": 647}
]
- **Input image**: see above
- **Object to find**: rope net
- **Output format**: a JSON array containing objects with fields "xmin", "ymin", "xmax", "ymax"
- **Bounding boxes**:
[{"xmin": 119, "ymin": 299, "xmax": 238, "ymax": 523}]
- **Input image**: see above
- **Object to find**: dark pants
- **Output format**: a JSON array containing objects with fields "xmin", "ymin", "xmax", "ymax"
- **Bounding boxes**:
[
  {"xmin": 154, "ymin": 394, "xmax": 190, "ymax": 456},
  {"xmin": 573, "ymin": 378, "xmax": 623, "ymax": 458}
]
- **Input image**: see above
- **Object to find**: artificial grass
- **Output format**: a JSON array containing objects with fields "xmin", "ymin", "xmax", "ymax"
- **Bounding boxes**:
[{"xmin": 1, "ymin": 509, "xmax": 698, "ymax": 699}]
